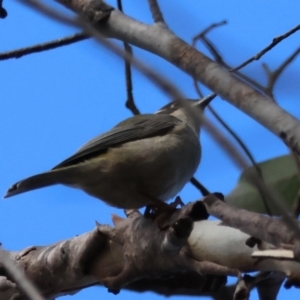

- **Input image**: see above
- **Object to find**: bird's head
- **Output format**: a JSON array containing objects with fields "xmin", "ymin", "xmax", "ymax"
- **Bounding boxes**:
[{"xmin": 155, "ymin": 94, "xmax": 216, "ymax": 134}]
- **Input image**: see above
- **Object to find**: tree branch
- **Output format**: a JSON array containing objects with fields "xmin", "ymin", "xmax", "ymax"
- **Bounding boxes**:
[
  {"xmin": 148, "ymin": 0, "xmax": 166, "ymax": 24},
  {"xmin": 231, "ymin": 24, "xmax": 300, "ymax": 72},
  {"xmin": 116, "ymin": 0, "xmax": 140, "ymax": 115},
  {"xmin": 263, "ymin": 47, "xmax": 300, "ymax": 99},
  {"xmin": 0, "ymin": 248, "xmax": 45, "ymax": 300},
  {"xmin": 2, "ymin": 198, "xmax": 300, "ymax": 299},
  {"xmin": 0, "ymin": 32, "xmax": 88, "ymax": 60},
  {"xmin": 190, "ymin": 177, "xmax": 210, "ymax": 196}
]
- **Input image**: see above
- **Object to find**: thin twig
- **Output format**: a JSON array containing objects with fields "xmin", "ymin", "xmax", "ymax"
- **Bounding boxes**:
[
  {"xmin": 263, "ymin": 47, "xmax": 300, "ymax": 98},
  {"xmin": 123, "ymin": 43, "xmax": 140, "ymax": 114},
  {"xmin": 19, "ymin": 0, "xmax": 184, "ymax": 102},
  {"xmin": 192, "ymin": 20, "xmax": 228, "ymax": 67},
  {"xmin": 231, "ymin": 24, "xmax": 300, "ymax": 72},
  {"xmin": 193, "ymin": 20, "xmax": 227, "ymax": 40},
  {"xmin": 0, "ymin": 32, "xmax": 88, "ymax": 61},
  {"xmin": 0, "ymin": 248, "xmax": 45, "ymax": 300},
  {"xmin": 193, "ymin": 79, "xmax": 204, "ymax": 98},
  {"xmin": 190, "ymin": 177, "xmax": 210, "ymax": 196},
  {"xmin": 193, "ymin": 24, "xmax": 266, "ymax": 93},
  {"xmin": 207, "ymin": 105, "xmax": 259, "ymax": 172},
  {"xmin": 148, "ymin": 0, "xmax": 166, "ymax": 24},
  {"xmin": 117, "ymin": 0, "xmax": 140, "ymax": 115}
]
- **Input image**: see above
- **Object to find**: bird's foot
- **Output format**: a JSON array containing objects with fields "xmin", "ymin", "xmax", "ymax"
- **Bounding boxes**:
[{"xmin": 144, "ymin": 204, "xmax": 160, "ymax": 218}]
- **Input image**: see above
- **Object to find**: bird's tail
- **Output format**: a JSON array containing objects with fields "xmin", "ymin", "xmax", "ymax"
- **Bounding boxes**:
[{"xmin": 4, "ymin": 168, "xmax": 76, "ymax": 199}]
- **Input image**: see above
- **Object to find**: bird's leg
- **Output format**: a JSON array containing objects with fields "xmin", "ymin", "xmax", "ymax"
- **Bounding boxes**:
[
  {"xmin": 144, "ymin": 204, "xmax": 159, "ymax": 218},
  {"xmin": 141, "ymin": 193, "xmax": 188, "ymax": 230},
  {"xmin": 153, "ymin": 196, "xmax": 187, "ymax": 230},
  {"xmin": 141, "ymin": 192, "xmax": 177, "ymax": 218}
]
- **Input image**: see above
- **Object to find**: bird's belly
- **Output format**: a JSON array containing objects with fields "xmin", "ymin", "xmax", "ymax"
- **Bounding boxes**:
[
  {"xmin": 137, "ymin": 136, "xmax": 200, "ymax": 201},
  {"xmin": 77, "ymin": 129, "xmax": 201, "ymax": 208}
]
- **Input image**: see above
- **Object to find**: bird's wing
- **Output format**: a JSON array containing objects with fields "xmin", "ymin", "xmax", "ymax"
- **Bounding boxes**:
[{"xmin": 52, "ymin": 114, "xmax": 180, "ymax": 169}]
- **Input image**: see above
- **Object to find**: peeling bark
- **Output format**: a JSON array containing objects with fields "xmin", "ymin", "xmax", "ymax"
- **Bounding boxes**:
[
  {"xmin": 203, "ymin": 194, "xmax": 300, "ymax": 260},
  {"xmin": 1, "ymin": 199, "xmax": 300, "ymax": 299}
]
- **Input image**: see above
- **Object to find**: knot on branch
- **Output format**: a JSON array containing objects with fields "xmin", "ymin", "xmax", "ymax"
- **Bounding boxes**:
[{"xmin": 82, "ymin": 0, "xmax": 114, "ymax": 23}]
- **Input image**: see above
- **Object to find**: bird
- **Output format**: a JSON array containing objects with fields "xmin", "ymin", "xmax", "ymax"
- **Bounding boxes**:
[{"xmin": 4, "ymin": 95, "xmax": 215, "ymax": 209}]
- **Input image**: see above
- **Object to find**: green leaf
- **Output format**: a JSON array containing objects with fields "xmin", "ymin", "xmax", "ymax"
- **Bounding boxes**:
[{"xmin": 226, "ymin": 154, "xmax": 300, "ymax": 215}]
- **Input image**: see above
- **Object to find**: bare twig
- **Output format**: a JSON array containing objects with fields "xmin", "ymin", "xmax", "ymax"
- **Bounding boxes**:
[
  {"xmin": 192, "ymin": 21, "xmax": 228, "ymax": 68},
  {"xmin": 193, "ymin": 24, "xmax": 266, "ymax": 93},
  {"xmin": 123, "ymin": 43, "xmax": 140, "ymax": 115},
  {"xmin": 193, "ymin": 20, "xmax": 227, "ymax": 41},
  {"xmin": 193, "ymin": 79, "xmax": 204, "ymax": 98},
  {"xmin": 0, "ymin": 248, "xmax": 45, "ymax": 300},
  {"xmin": 19, "ymin": 0, "xmax": 185, "ymax": 103},
  {"xmin": 207, "ymin": 105, "xmax": 261, "ymax": 172},
  {"xmin": 263, "ymin": 47, "xmax": 300, "ymax": 98},
  {"xmin": 190, "ymin": 177, "xmax": 210, "ymax": 196},
  {"xmin": 231, "ymin": 24, "xmax": 300, "ymax": 72},
  {"xmin": 0, "ymin": 32, "xmax": 88, "ymax": 61},
  {"xmin": 117, "ymin": 0, "xmax": 140, "ymax": 115},
  {"xmin": 196, "ymin": 85, "xmax": 271, "ymax": 215},
  {"xmin": 148, "ymin": 0, "xmax": 165, "ymax": 24}
]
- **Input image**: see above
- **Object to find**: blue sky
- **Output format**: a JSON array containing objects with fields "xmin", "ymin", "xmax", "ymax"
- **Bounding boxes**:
[{"xmin": 1, "ymin": 1, "xmax": 300, "ymax": 299}]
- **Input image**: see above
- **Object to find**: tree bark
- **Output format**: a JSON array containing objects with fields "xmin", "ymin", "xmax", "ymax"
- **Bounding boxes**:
[{"xmin": 1, "ymin": 198, "xmax": 300, "ymax": 299}]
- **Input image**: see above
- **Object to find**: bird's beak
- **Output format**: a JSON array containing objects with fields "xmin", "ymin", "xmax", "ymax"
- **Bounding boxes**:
[{"xmin": 194, "ymin": 94, "xmax": 216, "ymax": 109}]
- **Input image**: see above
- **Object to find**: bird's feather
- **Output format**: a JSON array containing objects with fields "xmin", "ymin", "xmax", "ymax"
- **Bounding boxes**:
[{"xmin": 52, "ymin": 114, "xmax": 180, "ymax": 169}]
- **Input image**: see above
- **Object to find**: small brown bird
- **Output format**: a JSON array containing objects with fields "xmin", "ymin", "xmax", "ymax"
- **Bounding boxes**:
[{"xmin": 4, "ymin": 96, "xmax": 214, "ymax": 209}]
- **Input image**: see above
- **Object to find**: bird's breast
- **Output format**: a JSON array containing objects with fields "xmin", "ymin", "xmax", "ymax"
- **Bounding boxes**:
[
  {"xmin": 111, "ymin": 123, "xmax": 201, "ymax": 200},
  {"xmin": 78, "ymin": 123, "xmax": 201, "ymax": 208}
]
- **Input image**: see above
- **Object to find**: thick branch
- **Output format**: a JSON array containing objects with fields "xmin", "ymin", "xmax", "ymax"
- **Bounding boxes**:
[
  {"xmin": 56, "ymin": 0, "xmax": 300, "ymax": 154},
  {"xmin": 2, "ymin": 199, "xmax": 300, "ymax": 299}
]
